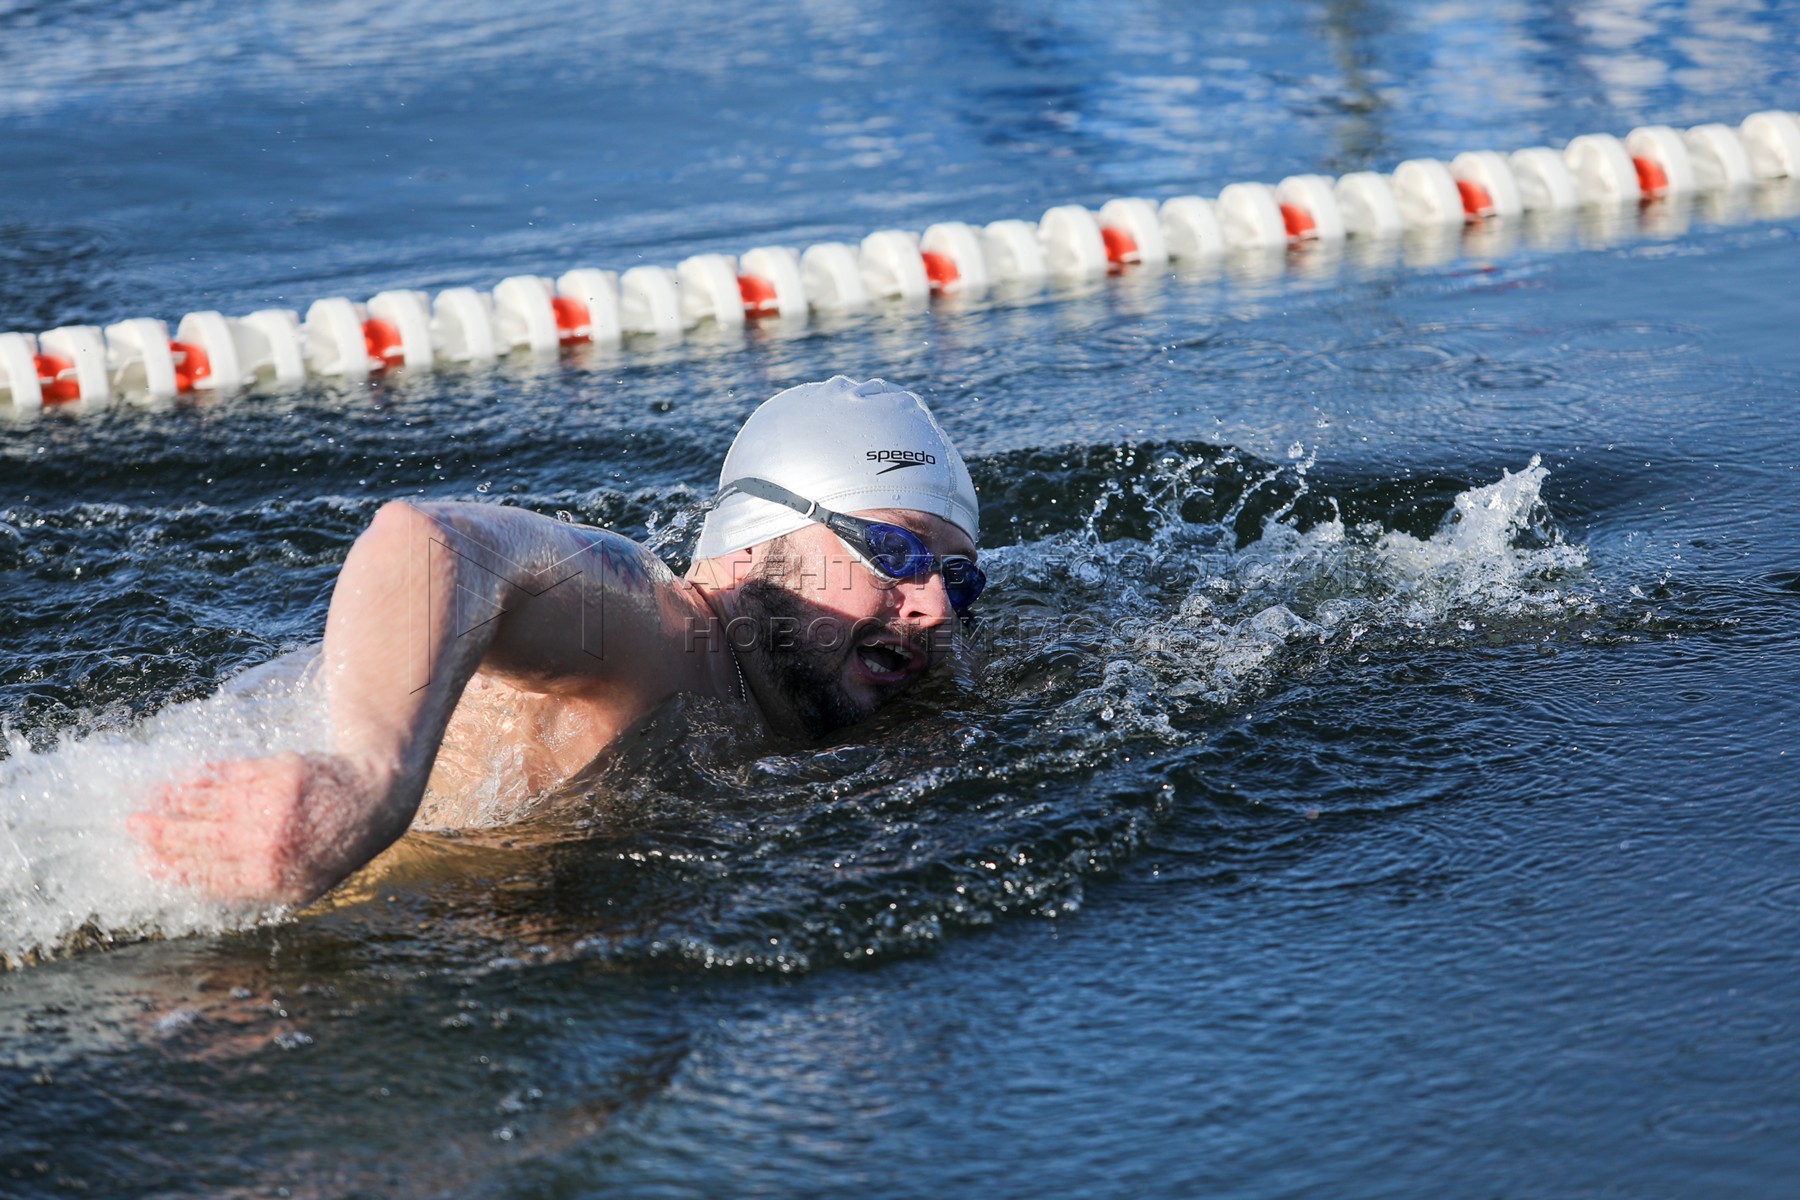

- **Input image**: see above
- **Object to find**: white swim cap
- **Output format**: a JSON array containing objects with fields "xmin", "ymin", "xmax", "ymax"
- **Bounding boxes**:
[{"xmin": 694, "ymin": 376, "xmax": 979, "ymax": 560}]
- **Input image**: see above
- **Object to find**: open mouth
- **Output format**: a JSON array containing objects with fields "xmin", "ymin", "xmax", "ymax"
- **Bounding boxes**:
[{"xmin": 855, "ymin": 636, "xmax": 917, "ymax": 681}]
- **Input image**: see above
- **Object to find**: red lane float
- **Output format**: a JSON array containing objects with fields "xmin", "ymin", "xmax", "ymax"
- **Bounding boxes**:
[
  {"xmin": 0, "ymin": 334, "xmax": 83, "ymax": 407},
  {"xmin": 1275, "ymin": 176, "xmax": 1345, "ymax": 241},
  {"xmin": 738, "ymin": 248, "xmax": 805, "ymax": 317},
  {"xmin": 556, "ymin": 269, "xmax": 623, "ymax": 346},
  {"xmin": 1094, "ymin": 198, "xmax": 1170, "ymax": 268},
  {"xmin": 1450, "ymin": 152, "xmax": 1523, "ymax": 220},
  {"xmin": 920, "ymin": 223, "xmax": 985, "ymax": 295}
]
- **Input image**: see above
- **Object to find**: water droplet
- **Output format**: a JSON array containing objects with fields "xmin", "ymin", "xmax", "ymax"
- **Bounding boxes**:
[{"xmin": 154, "ymin": 1008, "xmax": 199, "ymax": 1034}]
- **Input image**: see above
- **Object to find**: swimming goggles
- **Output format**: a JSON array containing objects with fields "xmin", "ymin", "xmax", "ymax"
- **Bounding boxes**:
[{"xmin": 711, "ymin": 477, "xmax": 987, "ymax": 612}]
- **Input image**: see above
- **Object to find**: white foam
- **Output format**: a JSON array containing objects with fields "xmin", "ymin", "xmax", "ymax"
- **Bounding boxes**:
[
  {"xmin": 0, "ymin": 649, "xmax": 326, "ymax": 966},
  {"xmin": 1371, "ymin": 456, "xmax": 1587, "ymax": 610},
  {"xmin": 988, "ymin": 455, "xmax": 1595, "ymax": 735}
]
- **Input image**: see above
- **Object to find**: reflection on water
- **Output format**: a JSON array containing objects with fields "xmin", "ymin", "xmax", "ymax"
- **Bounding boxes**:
[
  {"xmin": 2, "ymin": 0, "xmax": 1800, "ymax": 1197},
  {"xmin": 0, "ymin": 0, "xmax": 1796, "ymax": 332}
]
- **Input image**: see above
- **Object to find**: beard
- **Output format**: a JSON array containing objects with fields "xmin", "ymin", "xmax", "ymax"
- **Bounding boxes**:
[{"xmin": 735, "ymin": 578, "xmax": 869, "ymax": 739}]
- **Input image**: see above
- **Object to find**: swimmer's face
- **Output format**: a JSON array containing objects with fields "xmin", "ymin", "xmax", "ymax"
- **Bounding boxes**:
[{"xmin": 739, "ymin": 509, "xmax": 975, "ymax": 736}]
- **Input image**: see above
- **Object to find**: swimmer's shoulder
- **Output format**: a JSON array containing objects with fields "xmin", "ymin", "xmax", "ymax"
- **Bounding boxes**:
[{"xmin": 409, "ymin": 502, "xmax": 719, "ymax": 702}]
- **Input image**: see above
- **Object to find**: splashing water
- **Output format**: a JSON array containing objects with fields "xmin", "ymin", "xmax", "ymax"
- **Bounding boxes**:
[
  {"xmin": 0, "ymin": 652, "xmax": 326, "ymax": 967},
  {"xmin": 0, "ymin": 452, "xmax": 1598, "ymax": 971},
  {"xmin": 974, "ymin": 452, "xmax": 1589, "ymax": 738},
  {"xmin": 532, "ymin": 451, "xmax": 1607, "ymax": 974}
]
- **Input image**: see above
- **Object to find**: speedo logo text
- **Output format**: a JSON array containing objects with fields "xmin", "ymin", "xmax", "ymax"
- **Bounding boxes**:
[{"xmin": 868, "ymin": 449, "xmax": 938, "ymax": 474}]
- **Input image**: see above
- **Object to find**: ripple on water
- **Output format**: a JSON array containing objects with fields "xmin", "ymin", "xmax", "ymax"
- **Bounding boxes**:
[
  {"xmin": 1647, "ymin": 1102, "xmax": 1771, "ymax": 1144},
  {"xmin": 1167, "ymin": 334, "xmax": 1313, "ymax": 380},
  {"xmin": 1587, "ymin": 359, "xmax": 1742, "ymax": 402},
  {"xmin": 1550, "ymin": 319, "xmax": 1708, "ymax": 357},
  {"xmin": 1324, "ymin": 341, "xmax": 1459, "ymax": 375},
  {"xmin": 0, "ymin": 219, "xmax": 129, "ymax": 332},
  {"xmin": 1302, "ymin": 324, "xmax": 1546, "ymax": 406},
  {"xmin": 1251, "ymin": 820, "xmax": 1486, "ymax": 912},
  {"xmin": 1755, "ymin": 877, "xmax": 1800, "ymax": 915},
  {"xmin": 1465, "ymin": 361, "xmax": 1560, "ymax": 391}
]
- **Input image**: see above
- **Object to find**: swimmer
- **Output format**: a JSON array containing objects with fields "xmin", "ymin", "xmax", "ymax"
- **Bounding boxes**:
[{"xmin": 128, "ymin": 377, "xmax": 983, "ymax": 906}]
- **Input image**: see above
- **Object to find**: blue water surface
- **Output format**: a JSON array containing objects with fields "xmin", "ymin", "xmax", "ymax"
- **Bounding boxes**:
[{"xmin": 2, "ymin": 2, "xmax": 1798, "ymax": 1197}]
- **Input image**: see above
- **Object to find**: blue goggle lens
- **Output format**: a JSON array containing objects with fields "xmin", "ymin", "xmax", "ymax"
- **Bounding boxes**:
[
  {"xmin": 939, "ymin": 556, "xmax": 987, "ymax": 613},
  {"xmin": 859, "ymin": 523, "xmax": 986, "ymax": 612}
]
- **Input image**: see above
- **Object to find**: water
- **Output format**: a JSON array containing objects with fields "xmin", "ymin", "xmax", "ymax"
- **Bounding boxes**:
[{"xmin": 3, "ymin": 1, "xmax": 1799, "ymax": 1195}]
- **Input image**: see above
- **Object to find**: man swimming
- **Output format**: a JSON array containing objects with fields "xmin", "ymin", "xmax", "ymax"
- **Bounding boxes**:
[{"xmin": 129, "ymin": 377, "xmax": 983, "ymax": 907}]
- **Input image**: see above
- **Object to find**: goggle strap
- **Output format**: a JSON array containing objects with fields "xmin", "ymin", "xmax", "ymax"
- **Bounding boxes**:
[{"xmin": 715, "ymin": 476, "xmax": 831, "ymax": 523}]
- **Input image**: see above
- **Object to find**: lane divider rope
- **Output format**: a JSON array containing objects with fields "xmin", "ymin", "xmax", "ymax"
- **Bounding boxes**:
[{"xmin": 3, "ymin": 111, "xmax": 1798, "ymax": 410}]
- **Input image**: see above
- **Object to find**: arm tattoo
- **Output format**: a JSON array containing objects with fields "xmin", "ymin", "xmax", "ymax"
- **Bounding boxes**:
[{"xmin": 589, "ymin": 532, "xmax": 657, "ymax": 593}]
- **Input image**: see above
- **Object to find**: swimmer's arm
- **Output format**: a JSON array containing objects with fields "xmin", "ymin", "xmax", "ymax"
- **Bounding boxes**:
[
  {"xmin": 326, "ymin": 499, "xmax": 682, "ymax": 784},
  {"xmin": 136, "ymin": 500, "xmax": 684, "ymax": 904}
]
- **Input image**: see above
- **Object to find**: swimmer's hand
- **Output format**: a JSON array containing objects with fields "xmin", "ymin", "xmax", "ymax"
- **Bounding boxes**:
[{"xmin": 129, "ymin": 752, "xmax": 403, "ymax": 907}]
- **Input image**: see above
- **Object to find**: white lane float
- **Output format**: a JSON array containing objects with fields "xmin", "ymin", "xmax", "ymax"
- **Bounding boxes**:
[
  {"xmin": 490, "ymin": 275, "xmax": 564, "ymax": 353},
  {"xmin": 618, "ymin": 266, "xmax": 684, "ymax": 338},
  {"xmin": 0, "ymin": 333, "xmax": 61, "ymax": 409},
  {"xmin": 303, "ymin": 297, "xmax": 385, "ymax": 379},
  {"xmin": 366, "ymin": 290, "xmax": 436, "ymax": 367},
  {"xmin": 1741, "ymin": 110, "xmax": 1800, "ymax": 180},
  {"xmin": 1159, "ymin": 195, "xmax": 1226, "ymax": 259},
  {"xmin": 0, "ymin": 327, "xmax": 112, "ymax": 408},
  {"xmin": 1217, "ymin": 182, "xmax": 1290, "ymax": 249},
  {"xmin": 103, "ymin": 318, "xmax": 181, "ymax": 398},
  {"xmin": 1037, "ymin": 205, "xmax": 1109, "ymax": 278},
  {"xmin": 221, "ymin": 310, "xmax": 309, "ymax": 387},
  {"xmin": 39, "ymin": 326, "xmax": 112, "ymax": 404},
  {"xmin": 1509, "ymin": 147, "xmax": 1582, "ymax": 212},
  {"xmin": 7, "ymin": 111, "xmax": 1798, "ymax": 407},
  {"xmin": 799, "ymin": 242, "xmax": 868, "ymax": 312},
  {"xmin": 429, "ymin": 287, "xmax": 500, "ymax": 362},
  {"xmin": 1625, "ymin": 125, "xmax": 1696, "ymax": 196},
  {"xmin": 980, "ymin": 219, "xmax": 1047, "ymax": 289},
  {"xmin": 1333, "ymin": 172, "xmax": 1405, "ymax": 238},
  {"xmin": 1392, "ymin": 158, "xmax": 1468, "ymax": 229},
  {"xmin": 859, "ymin": 231, "xmax": 931, "ymax": 303},
  {"xmin": 679, "ymin": 254, "xmax": 751, "ymax": 328},
  {"xmin": 1684, "ymin": 124, "xmax": 1755, "ymax": 191},
  {"xmin": 172, "ymin": 311, "xmax": 252, "ymax": 393},
  {"xmin": 1564, "ymin": 133, "xmax": 1642, "ymax": 205}
]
